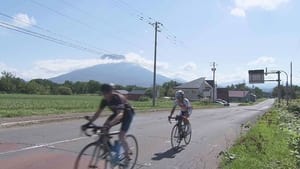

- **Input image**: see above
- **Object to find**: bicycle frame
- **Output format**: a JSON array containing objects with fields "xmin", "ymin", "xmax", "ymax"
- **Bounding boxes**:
[
  {"xmin": 93, "ymin": 130, "xmax": 124, "ymax": 165},
  {"xmin": 169, "ymin": 115, "xmax": 192, "ymax": 148},
  {"xmin": 75, "ymin": 117, "xmax": 138, "ymax": 169}
]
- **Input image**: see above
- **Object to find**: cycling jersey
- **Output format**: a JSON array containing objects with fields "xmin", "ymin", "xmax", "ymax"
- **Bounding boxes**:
[
  {"xmin": 174, "ymin": 98, "xmax": 192, "ymax": 116},
  {"xmin": 99, "ymin": 92, "xmax": 134, "ymax": 132}
]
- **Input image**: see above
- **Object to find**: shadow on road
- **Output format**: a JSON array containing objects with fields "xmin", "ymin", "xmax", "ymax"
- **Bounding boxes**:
[{"xmin": 151, "ymin": 147, "xmax": 184, "ymax": 161}]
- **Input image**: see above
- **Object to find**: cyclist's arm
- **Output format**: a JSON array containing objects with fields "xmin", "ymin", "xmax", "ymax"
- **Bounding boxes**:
[
  {"xmin": 89, "ymin": 99, "xmax": 106, "ymax": 123},
  {"xmin": 169, "ymin": 105, "xmax": 176, "ymax": 117},
  {"xmin": 89, "ymin": 107, "xmax": 104, "ymax": 123}
]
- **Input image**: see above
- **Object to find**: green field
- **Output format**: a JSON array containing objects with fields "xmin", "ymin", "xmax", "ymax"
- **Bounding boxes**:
[
  {"xmin": 0, "ymin": 94, "xmax": 221, "ymax": 117},
  {"xmin": 0, "ymin": 94, "xmax": 100, "ymax": 117}
]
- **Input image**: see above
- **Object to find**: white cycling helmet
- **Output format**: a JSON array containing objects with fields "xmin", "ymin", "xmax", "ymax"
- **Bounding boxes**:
[{"xmin": 175, "ymin": 90, "xmax": 184, "ymax": 99}]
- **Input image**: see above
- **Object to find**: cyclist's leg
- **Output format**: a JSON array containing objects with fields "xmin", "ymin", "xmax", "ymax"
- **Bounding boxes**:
[
  {"xmin": 119, "ymin": 111, "xmax": 134, "ymax": 158},
  {"xmin": 181, "ymin": 112, "xmax": 190, "ymax": 135},
  {"xmin": 177, "ymin": 113, "xmax": 184, "ymax": 137},
  {"xmin": 104, "ymin": 114, "xmax": 117, "ymax": 126}
]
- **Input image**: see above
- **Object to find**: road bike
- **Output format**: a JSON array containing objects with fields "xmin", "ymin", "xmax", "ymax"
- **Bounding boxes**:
[
  {"xmin": 74, "ymin": 119, "xmax": 138, "ymax": 169},
  {"xmin": 169, "ymin": 115, "xmax": 192, "ymax": 148}
]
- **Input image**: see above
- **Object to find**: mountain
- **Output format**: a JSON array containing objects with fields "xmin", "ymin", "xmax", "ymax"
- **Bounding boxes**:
[
  {"xmin": 49, "ymin": 63, "xmax": 173, "ymax": 87},
  {"xmin": 218, "ymin": 80, "xmax": 275, "ymax": 92}
]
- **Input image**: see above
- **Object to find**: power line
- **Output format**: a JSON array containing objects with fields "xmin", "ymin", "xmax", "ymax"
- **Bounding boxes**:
[
  {"xmin": 0, "ymin": 12, "xmax": 111, "ymax": 54},
  {"xmin": 29, "ymin": 0, "xmax": 145, "ymax": 50},
  {"xmin": 0, "ymin": 20, "xmax": 110, "ymax": 55},
  {"xmin": 59, "ymin": 0, "xmax": 144, "ymax": 49},
  {"xmin": 113, "ymin": 0, "xmax": 154, "ymax": 23},
  {"xmin": 112, "ymin": 0, "xmax": 182, "ymax": 46}
]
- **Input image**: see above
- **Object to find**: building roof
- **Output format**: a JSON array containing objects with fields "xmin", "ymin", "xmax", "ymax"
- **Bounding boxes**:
[
  {"xmin": 229, "ymin": 90, "xmax": 249, "ymax": 98},
  {"xmin": 204, "ymin": 81, "xmax": 213, "ymax": 89},
  {"xmin": 129, "ymin": 89, "xmax": 146, "ymax": 95},
  {"xmin": 206, "ymin": 80, "xmax": 214, "ymax": 87},
  {"xmin": 174, "ymin": 77, "xmax": 208, "ymax": 89},
  {"xmin": 116, "ymin": 90, "xmax": 129, "ymax": 95}
]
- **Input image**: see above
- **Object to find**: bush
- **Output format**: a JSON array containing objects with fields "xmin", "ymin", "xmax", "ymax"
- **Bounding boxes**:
[
  {"xmin": 57, "ymin": 86, "xmax": 73, "ymax": 95},
  {"xmin": 287, "ymin": 105, "xmax": 300, "ymax": 116},
  {"xmin": 138, "ymin": 96, "xmax": 150, "ymax": 102}
]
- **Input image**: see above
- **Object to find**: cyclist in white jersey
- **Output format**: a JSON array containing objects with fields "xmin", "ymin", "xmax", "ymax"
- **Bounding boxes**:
[{"xmin": 168, "ymin": 90, "xmax": 192, "ymax": 125}]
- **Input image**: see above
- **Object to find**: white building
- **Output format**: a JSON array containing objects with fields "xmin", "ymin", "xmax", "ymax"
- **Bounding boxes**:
[{"xmin": 174, "ymin": 77, "xmax": 214, "ymax": 101}]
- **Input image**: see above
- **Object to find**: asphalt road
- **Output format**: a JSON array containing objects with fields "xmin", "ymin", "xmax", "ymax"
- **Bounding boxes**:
[{"xmin": 0, "ymin": 99, "xmax": 275, "ymax": 169}]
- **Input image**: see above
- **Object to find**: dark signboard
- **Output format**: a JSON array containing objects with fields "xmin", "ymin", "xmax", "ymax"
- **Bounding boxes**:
[{"xmin": 249, "ymin": 69, "xmax": 264, "ymax": 84}]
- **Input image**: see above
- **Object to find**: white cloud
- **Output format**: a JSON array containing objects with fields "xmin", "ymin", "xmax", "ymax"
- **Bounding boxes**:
[
  {"xmin": 182, "ymin": 62, "xmax": 197, "ymax": 71},
  {"xmin": 230, "ymin": 8, "xmax": 246, "ymax": 17},
  {"xmin": 160, "ymin": 62, "xmax": 200, "ymax": 81},
  {"xmin": 247, "ymin": 56, "xmax": 276, "ymax": 67},
  {"xmin": 0, "ymin": 62, "xmax": 19, "ymax": 76},
  {"xmin": 230, "ymin": 0, "xmax": 289, "ymax": 17},
  {"xmin": 125, "ymin": 52, "xmax": 169, "ymax": 71},
  {"xmin": 13, "ymin": 13, "xmax": 36, "ymax": 28}
]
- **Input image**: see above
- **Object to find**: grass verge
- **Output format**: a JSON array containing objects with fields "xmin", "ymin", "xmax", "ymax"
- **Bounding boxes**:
[{"xmin": 220, "ymin": 102, "xmax": 300, "ymax": 169}]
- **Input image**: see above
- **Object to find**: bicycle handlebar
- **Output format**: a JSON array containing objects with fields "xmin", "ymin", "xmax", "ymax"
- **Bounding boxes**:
[
  {"xmin": 81, "ymin": 116, "xmax": 120, "ymax": 137},
  {"xmin": 168, "ymin": 115, "xmax": 187, "ymax": 124},
  {"xmin": 81, "ymin": 123, "xmax": 109, "ymax": 137}
]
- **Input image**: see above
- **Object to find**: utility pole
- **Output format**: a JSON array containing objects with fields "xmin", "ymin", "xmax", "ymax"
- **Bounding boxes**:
[
  {"xmin": 152, "ymin": 21, "xmax": 161, "ymax": 106},
  {"xmin": 277, "ymin": 71, "xmax": 281, "ymax": 105},
  {"xmin": 211, "ymin": 62, "xmax": 216, "ymax": 102},
  {"xmin": 291, "ymin": 62, "xmax": 293, "ymax": 100}
]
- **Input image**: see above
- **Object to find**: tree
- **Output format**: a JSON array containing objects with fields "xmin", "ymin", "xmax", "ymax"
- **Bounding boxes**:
[
  {"xmin": 87, "ymin": 80, "xmax": 101, "ymax": 94},
  {"xmin": 253, "ymin": 87, "xmax": 264, "ymax": 98},
  {"xmin": 162, "ymin": 80, "xmax": 180, "ymax": 97},
  {"xmin": 26, "ymin": 80, "xmax": 47, "ymax": 94},
  {"xmin": 30, "ymin": 79, "xmax": 57, "ymax": 94},
  {"xmin": 57, "ymin": 86, "xmax": 73, "ymax": 95},
  {"xmin": 72, "ymin": 81, "xmax": 88, "ymax": 94},
  {"xmin": 0, "ymin": 71, "xmax": 16, "ymax": 93},
  {"xmin": 227, "ymin": 83, "xmax": 249, "ymax": 91},
  {"xmin": 272, "ymin": 85, "xmax": 285, "ymax": 99},
  {"xmin": 145, "ymin": 88, "xmax": 153, "ymax": 98}
]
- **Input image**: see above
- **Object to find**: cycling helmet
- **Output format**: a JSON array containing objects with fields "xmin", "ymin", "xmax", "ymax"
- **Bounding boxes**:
[
  {"xmin": 100, "ymin": 83, "xmax": 113, "ymax": 93},
  {"xmin": 175, "ymin": 90, "xmax": 184, "ymax": 99}
]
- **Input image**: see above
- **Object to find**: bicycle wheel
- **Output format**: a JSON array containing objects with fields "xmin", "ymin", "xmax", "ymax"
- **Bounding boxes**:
[
  {"xmin": 184, "ymin": 123, "xmax": 192, "ymax": 145},
  {"xmin": 171, "ymin": 124, "xmax": 181, "ymax": 148},
  {"xmin": 120, "ymin": 135, "xmax": 138, "ymax": 169},
  {"xmin": 74, "ymin": 142, "xmax": 107, "ymax": 169}
]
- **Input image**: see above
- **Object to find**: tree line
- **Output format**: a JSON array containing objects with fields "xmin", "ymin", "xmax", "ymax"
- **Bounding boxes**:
[
  {"xmin": 0, "ymin": 71, "xmax": 180, "ymax": 96},
  {"xmin": 1, "ymin": 71, "xmax": 299, "ymax": 99}
]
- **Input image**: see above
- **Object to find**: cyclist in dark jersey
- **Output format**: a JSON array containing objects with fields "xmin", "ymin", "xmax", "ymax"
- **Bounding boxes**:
[{"xmin": 82, "ymin": 84, "xmax": 134, "ymax": 164}]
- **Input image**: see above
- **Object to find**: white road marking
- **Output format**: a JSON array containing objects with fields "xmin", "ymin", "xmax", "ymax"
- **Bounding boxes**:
[{"xmin": 0, "ymin": 136, "xmax": 87, "ymax": 155}]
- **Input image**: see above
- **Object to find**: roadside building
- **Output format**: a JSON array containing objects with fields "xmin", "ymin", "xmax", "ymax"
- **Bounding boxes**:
[
  {"xmin": 174, "ymin": 77, "xmax": 214, "ymax": 101},
  {"xmin": 127, "ymin": 89, "xmax": 146, "ymax": 101},
  {"xmin": 217, "ymin": 88, "xmax": 229, "ymax": 102},
  {"xmin": 228, "ymin": 90, "xmax": 252, "ymax": 102}
]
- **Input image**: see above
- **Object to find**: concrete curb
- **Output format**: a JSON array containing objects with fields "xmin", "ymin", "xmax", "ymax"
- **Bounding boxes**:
[{"xmin": 0, "ymin": 109, "xmax": 169, "ymax": 129}]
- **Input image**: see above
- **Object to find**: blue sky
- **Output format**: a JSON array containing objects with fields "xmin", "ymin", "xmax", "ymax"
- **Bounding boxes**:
[{"xmin": 0, "ymin": 0, "xmax": 299, "ymax": 88}]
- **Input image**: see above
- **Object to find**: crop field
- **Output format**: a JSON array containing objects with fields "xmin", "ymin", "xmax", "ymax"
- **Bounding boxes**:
[
  {"xmin": 0, "ymin": 94, "xmax": 100, "ymax": 117},
  {"xmin": 0, "ymin": 94, "xmax": 220, "ymax": 117}
]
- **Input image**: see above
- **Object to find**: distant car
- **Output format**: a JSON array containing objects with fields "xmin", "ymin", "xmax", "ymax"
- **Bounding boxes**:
[{"xmin": 215, "ymin": 99, "xmax": 230, "ymax": 106}]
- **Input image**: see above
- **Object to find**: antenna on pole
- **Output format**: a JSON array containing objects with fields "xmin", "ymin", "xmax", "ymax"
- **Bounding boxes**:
[{"xmin": 211, "ymin": 62, "xmax": 217, "ymax": 102}]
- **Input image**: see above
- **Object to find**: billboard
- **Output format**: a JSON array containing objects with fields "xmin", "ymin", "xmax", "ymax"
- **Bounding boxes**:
[{"xmin": 249, "ymin": 69, "xmax": 264, "ymax": 84}]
